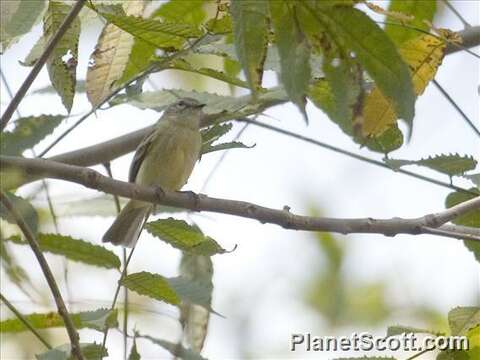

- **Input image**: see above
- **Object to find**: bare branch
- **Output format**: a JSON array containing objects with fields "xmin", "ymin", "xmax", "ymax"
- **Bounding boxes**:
[
  {"xmin": 445, "ymin": 26, "xmax": 480, "ymax": 54},
  {"xmin": 0, "ymin": 191, "xmax": 84, "ymax": 360},
  {"xmin": 0, "ymin": 0, "xmax": 86, "ymax": 132},
  {"xmin": 2, "ymin": 156, "xmax": 479, "ymax": 242}
]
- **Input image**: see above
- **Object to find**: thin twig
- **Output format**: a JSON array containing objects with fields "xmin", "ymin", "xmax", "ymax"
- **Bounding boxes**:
[
  {"xmin": 442, "ymin": 0, "xmax": 472, "ymax": 28},
  {"xmin": 237, "ymin": 118, "xmax": 477, "ymax": 196},
  {"xmin": 101, "ymin": 247, "xmax": 136, "ymax": 352},
  {"xmin": 0, "ymin": 192, "xmax": 84, "ymax": 360},
  {"xmin": 0, "ymin": 0, "xmax": 87, "ymax": 132},
  {"xmin": 432, "ymin": 79, "xmax": 480, "ymax": 137},
  {"xmin": 0, "ymin": 293, "xmax": 53, "ymax": 350},
  {"xmin": 2, "ymin": 156, "xmax": 479, "ymax": 241},
  {"xmin": 102, "ymin": 162, "xmax": 129, "ymax": 360}
]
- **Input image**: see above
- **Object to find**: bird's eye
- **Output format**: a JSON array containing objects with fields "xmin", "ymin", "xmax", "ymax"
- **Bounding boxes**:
[{"xmin": 177, "ymin": 100, "xmax": 186, "ymax": 109}]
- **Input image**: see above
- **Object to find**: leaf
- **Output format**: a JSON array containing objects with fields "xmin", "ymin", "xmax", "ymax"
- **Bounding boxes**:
[
  {"xmin": 230, "ymin": 0, "xmax": 268, "ymax": 97},
  {"xmin": 385, "ymin": 154, "xmax": 477, "ymax": 177},
  {"xmin": 269, "ymin": 0, "xmax": 311, "ymax": 121},
  {"xmin": 202, "ymin": 141, "xmax": 253, "ymax": 155},
  {"xmin": 0, "ymin": 192, "xmax": 38, "ymax": 235},
  {"xmin": 445, "ymin": 189, "xmax": 480, "ymax": 228},
  {"xmin": 387, "ymin": 325, "xmax": 440, "ymax": 337},
  {"xmin": 86, "ymin": 1, "xmax": 148, "ymax": 107},
  {"xmin": 110, "ymin": 87, "xmax": 288, "ymax": 117},
  {"xmin": 385, "ymin": 0, "xmax": 437, "ymax": 46},
  {"xmin": 0, "ymin": 115, "xmax": 64, "ymax": 156},
  {"xmin": 201, "ymin": 123, "xmax": 233, "ymax": 145},
  {"xmin": 121, "ymin": 271, "xmax": 217, "ymax": 313},
  {"xmin": 362, "ymin": 34, "xmax": 446, "ymax": 137},
  {"xmin": 179, "ymin": 253, "xmax": 213, "ymax": 352},
  {"xmin": 141, "ymin": 335, "xmax": 207, "ymax": 360},
  {"xmin": 205, "ymin": 15, "xmax": 232, "ymax": 34},
  {"xmin": 448, "ymin": 307, "xmax": 480, "ymax": 336},
  {"xmin": 36, "ymin": 343, "xmax": 108, "ymax": 360},
  {"xmin": 152, "ymin": 0, "xmax": 206, "ymax": 26},
  {"xmin": 120, "ymin": 271, "xmax": 180, "ymax": 305},
  {"xmin": 360, "ymin": 125, "xmax": 404, "ymax": 154},
  {"xmin": 128, "ymin": 338, "xmax": 141, "ymax": 360},
  {"xmin": 44, "ymin": 1, "xmax": 81, "ymax": 113},
  {"xmin": 93, "ymin": 4, "xmax": 203, "ymax": 50},
  {"xmin": 5, "ymin": 233, "xmax": 121, "ymax": 269},
  {"xmin": 0, "ymin": 240, "xmax": 34, "ymax": 296},
  {"xmin": 145, "ymin": 218, "xmax": 226, "ymax": 256},
  {"xmin": 1, "ymin": 308, "xmax": 117, "ymax": 333},
  {"xmin": 31, "ymin": 80, "xmax": 86, "ymax": 95},
  {"xmin": 165, "ymin": 58, "xmax": 250, "ymax": 89},
  {"xmin": 0, "ymin": 0, "xmax": 46, "ymax": 53},
  {"xmin": 319, "ymin": 6, "xmax": 415, "ymax": 125}
]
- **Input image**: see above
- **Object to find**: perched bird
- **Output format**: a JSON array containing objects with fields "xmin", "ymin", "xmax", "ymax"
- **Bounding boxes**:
[{"xmin": 102, "ymin": 98, "xmax": 205, "ymax": 247}]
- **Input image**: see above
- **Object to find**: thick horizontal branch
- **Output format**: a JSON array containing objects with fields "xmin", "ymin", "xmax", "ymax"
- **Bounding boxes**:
[
  {"xmin": 445, "ymin": 25, "xmax": 480, "ymax": 55},
  {"xmin": 2, "ymin": 156, "xmax": 479, "ymax": 241}
]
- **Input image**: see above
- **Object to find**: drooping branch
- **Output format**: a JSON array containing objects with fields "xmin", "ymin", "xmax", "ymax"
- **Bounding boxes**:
[
  {"xmin": 0, "ymin": 191, "xmax": 84, "ymax": 360},
  {"xmin": 2, "ymin": 156, "xmax": 479, "ymax": 242}
]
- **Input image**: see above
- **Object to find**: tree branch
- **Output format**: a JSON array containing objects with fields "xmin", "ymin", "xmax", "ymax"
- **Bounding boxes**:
[
  {"xmin": 0, "ymin": 293, "xmax": 53, "ymax": 350},
  {"xmin": 0, "ymin": 0, "xmax": 86, "ymax": 132},
  {"xmin": 0, "ymin": 191, "xmax": 84, "ymax": 360},
  {"xmin": 2, "ymin": 156, "xmax": 479, "ymax": 242},
  {"xmin": 445, "ymin": 25, "xmax": 480, "ymax": 55}
]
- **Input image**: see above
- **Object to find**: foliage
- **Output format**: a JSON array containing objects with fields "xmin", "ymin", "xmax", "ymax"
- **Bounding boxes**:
[{"xmin": 0, "ymin": 0, "xmax": 477, "ymax": 358}]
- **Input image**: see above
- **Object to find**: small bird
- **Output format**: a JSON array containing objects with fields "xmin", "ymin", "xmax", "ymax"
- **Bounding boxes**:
[{"xmin": 102, "ymin": 98, "xmax": 205, "ymax": 247}]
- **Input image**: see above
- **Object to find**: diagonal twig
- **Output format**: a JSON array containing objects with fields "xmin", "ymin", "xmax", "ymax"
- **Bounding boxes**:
[
  {"xmin": 0, "ymin": 191, "xmax": 84, "ymax": 360},
  {"xmin": 0, "ymin": 0, "xmax": 87, "ymax": 132}
]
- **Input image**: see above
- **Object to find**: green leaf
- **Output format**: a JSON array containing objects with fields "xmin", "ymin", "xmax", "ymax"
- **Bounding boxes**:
[
  {"xmin": 141, "ymin": 335, "xmax": 207, "ymax": 360},
  {"xmin": 332, "ymin": 358, "xmax": 397, "ymax": 360},
  {"xmin": 93, "ymin": 4, "xmax": 203, "ymax": 50},
  {"xmin": 386, "ymin": 154, "xmax": 477, "ymax": 177},
  {"xmin": 202, "ymin": 141, "xmax": 253, "ymax": 155},
  {"xmin": 230, "ymin": 0, "xmax": 268, "ymax": 96},
  {"xmin": 448, "ymin": 307, "xmax": 480, "ymax": 336},
  {"xmin": 165, "ymin": 58, "xmax": 250, "ymax": 89},
  {"xmin": 445, "ymin": 189, "xmax": 480, "ymax": 228},
  {"xmin": 120, "ymin": 271, "xmax": 181, "ymax": 305},
  {"xmin": 121, "ymin": 271, "xmax": 217, "ymax": 312},
  {"xmin": 128, "ymin": 338, "xmax": 141, "ymax": 360},
  {"xmin": 31, "ymin": 80, "xmax": 86, "ymax": 95},
  {"xmin": 1, "ymin": 308, "xmax": 117, "ymax": 333},
  {"xmin": 152, "ymin": 0, "xmax": 206, "ymax": 26},
  {"xmin": 145, "ymin": 218, "xmax": 226, "ymax": 256},
  {"xmin": 360, "ymin": 125, "xmax": 404, "ymax": 154},
  {"xmin": 205, "ymin": 15, "xmax": 232, "ymax": 34},
  {"xmin": 44, "ymin": 1, "xmax": 81, "ymax": 113},
  {"xmin": 6, "ymin": 233, "xmax": 121, "ymax": 269},
  {"xmin": 385, "ymin": 0, "xmax": 437, "ymax": 45},
  {"xmin": 36, "ymin": 343, "xmax": 108, "ymax": 360},
  {"xmin": 0, "ymin": 240, "xmax": 34, "ymax": 294},
  {"xmin": 0, "ymin": 0, "xmax": 46, "ymax": 52},
  {"xmin": 201, "ymin": 123, "xmax": 233, "ymax": 145},
  {"xmin": 463, "ymin": 240, "xmax": 480, "ymax": 264},
  {"xmin": 269, "ymin": 0, "xmax": 310, "ymax": 121},
  {"xmin": 0, "ymin": 192, "xmax": 38, "ymax": 235},
  {"xmin": 179, "ymin": 253, "xmax": 213, "ymax": 352},
  {"xmin": 0, "ymin": 115, "xmax": 64, "ymax": 156},
  {"xmin": 387, "ymin": 325, "xmax": 441, "ymax": 337},
  {"xmin": 318, "ymin": 6, "xmax": 415, "ymax": 125}
]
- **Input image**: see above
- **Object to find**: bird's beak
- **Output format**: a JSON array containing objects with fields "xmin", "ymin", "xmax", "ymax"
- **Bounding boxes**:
[{"xmin": 196, "ymin": 103, "xmax": 206, "ymax": 108}]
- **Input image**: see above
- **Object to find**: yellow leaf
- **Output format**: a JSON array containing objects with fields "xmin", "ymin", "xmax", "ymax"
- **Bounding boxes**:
[
  {"xmin": 362, "ymin": 34, "xmax": 446, "ymax": 137},
  {"xmin": 86, "ymin": 1, "xmax": 145, "ymax": 107}
]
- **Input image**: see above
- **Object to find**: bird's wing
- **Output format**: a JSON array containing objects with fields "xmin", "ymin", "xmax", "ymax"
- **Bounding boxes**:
[{"xmin": 128, "ymin": 128, "xmax": 157, "ymax": 183}]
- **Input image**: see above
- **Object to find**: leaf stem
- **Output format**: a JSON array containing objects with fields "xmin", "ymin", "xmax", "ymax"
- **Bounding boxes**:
[
  {"xmin": 0, "ymin": 293, "xmax": 53, "ymax": 350},
  {"xmin": 0, "ymin": 191, "xmax": 84, "ymax": 360},
  {"xmin": 237, "ymin": 118, "xmax": 477, "ymax": 196},
  {"xmin": 432, "ymin": 79, "xmax": 480, "ymax": 138},
  {"xmin": 0, "ymin": 0, "xmax": 86, "ymax": 132}
]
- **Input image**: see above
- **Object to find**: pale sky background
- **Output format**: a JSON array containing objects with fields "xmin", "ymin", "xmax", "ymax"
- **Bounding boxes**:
[{"xmin": 0, "ymin": 1, "xmax": 479, "ymax": 359}]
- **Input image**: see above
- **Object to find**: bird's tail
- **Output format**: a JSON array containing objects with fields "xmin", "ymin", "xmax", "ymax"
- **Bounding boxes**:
[{"xmin": 102, "ymin": 200, "xmax": 151, "ymax": 247}]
